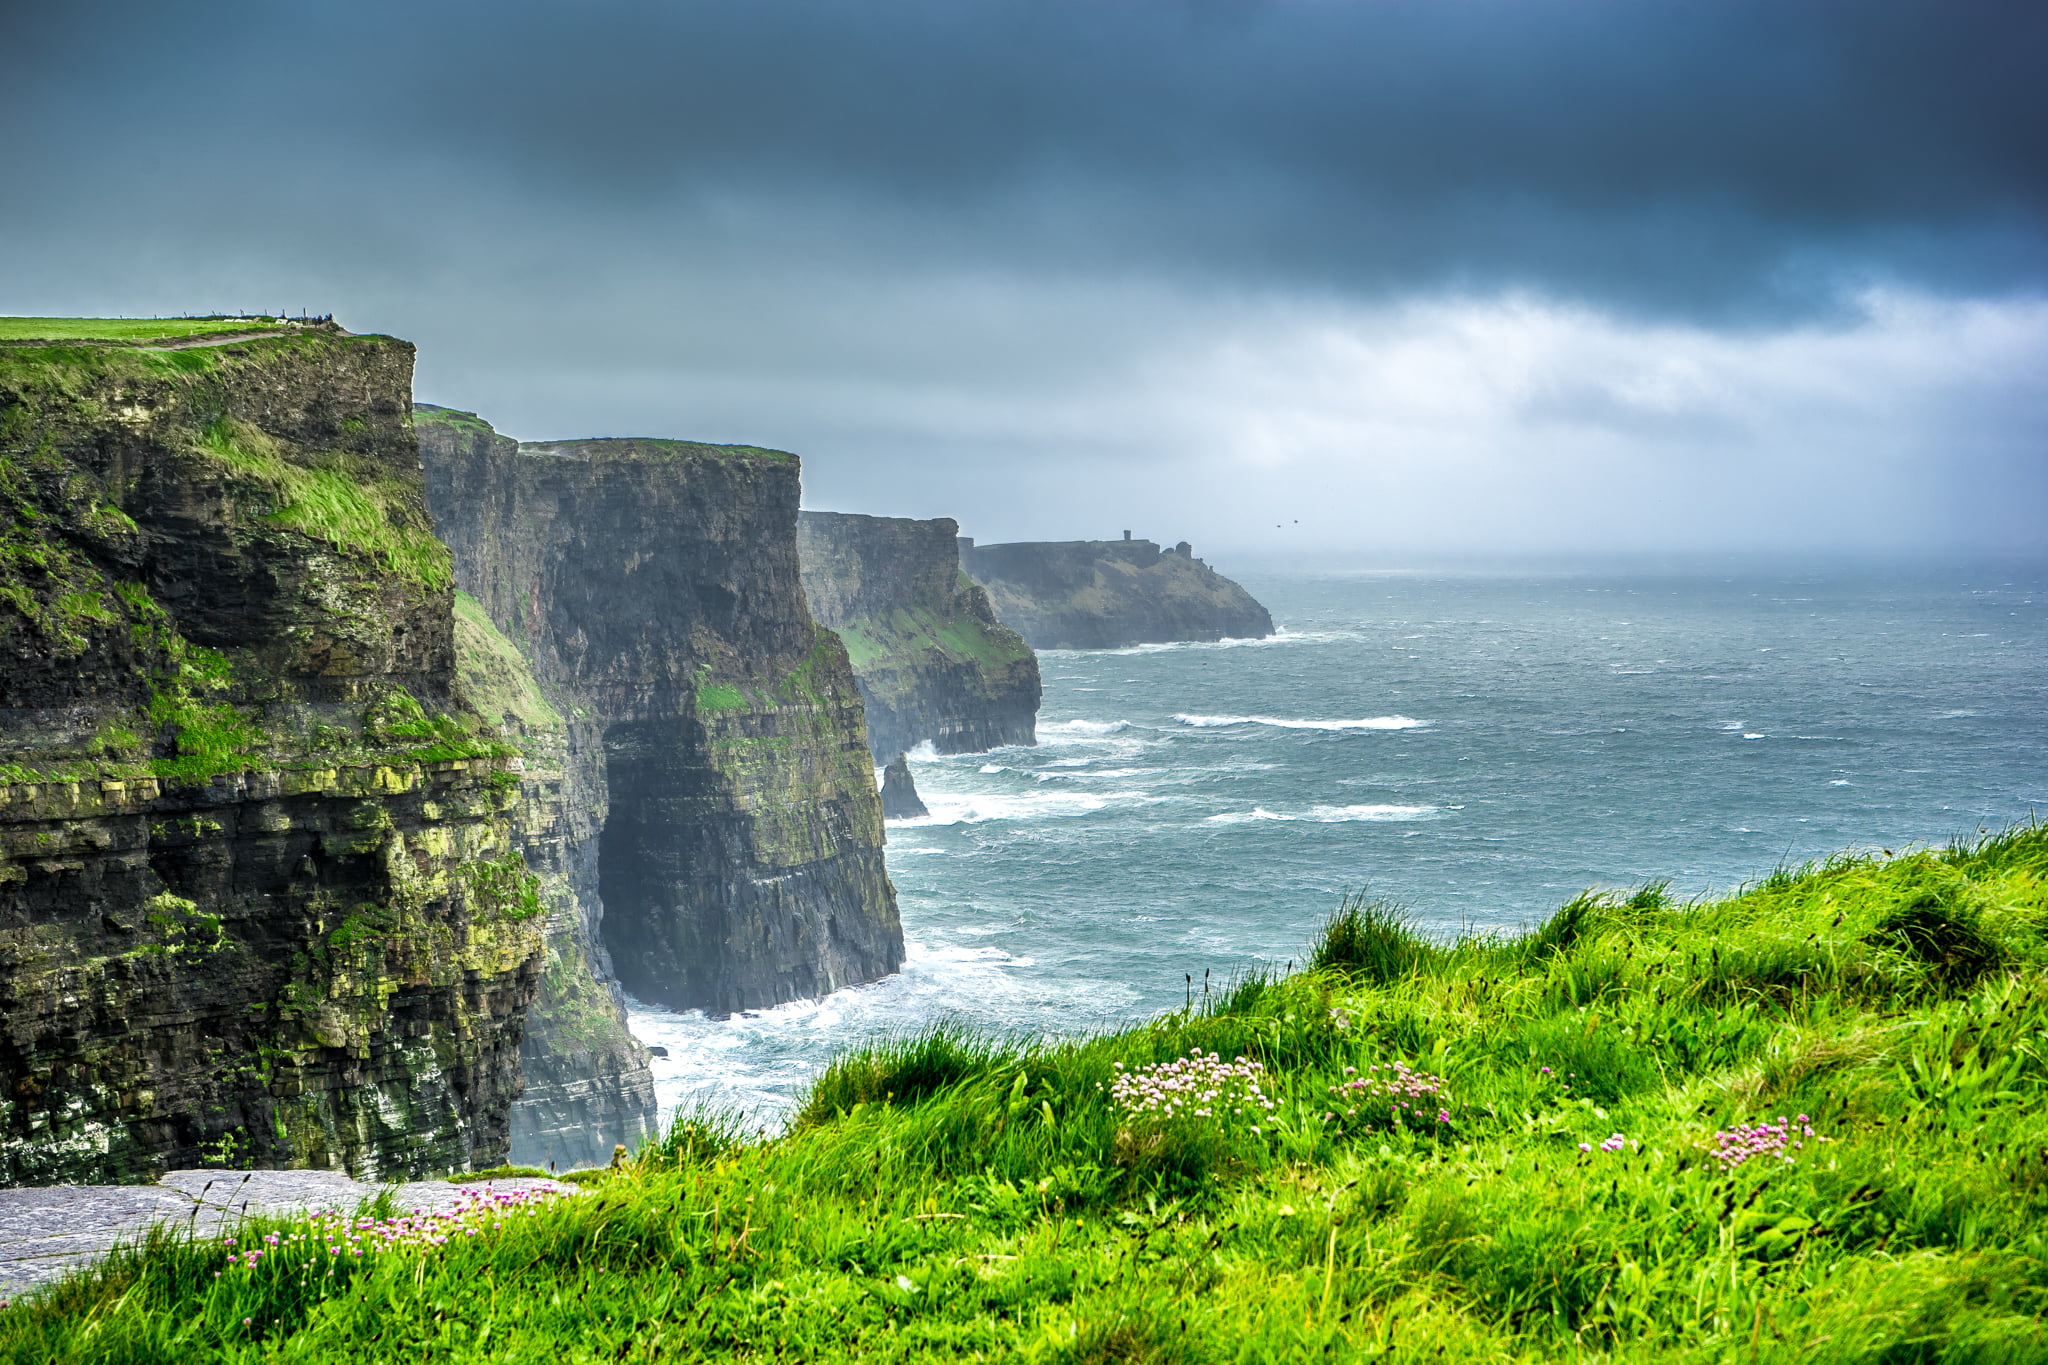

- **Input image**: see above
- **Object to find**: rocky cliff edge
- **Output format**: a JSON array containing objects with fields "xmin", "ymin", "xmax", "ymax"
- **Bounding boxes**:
[
  {"xmin": 0, "ymin": 328, "xmax": 542, "ymax": 1185},
  {"xmin": 798, "ymin": 510, "xmax": 1039, "ymax": 760},
  {"xmin": 418, "ymin": 407, "xmax": 902, "ymax": 1022},
  {"xmin": 959, "ymin": 536, "xmax": 1273, "ymax": 650}
]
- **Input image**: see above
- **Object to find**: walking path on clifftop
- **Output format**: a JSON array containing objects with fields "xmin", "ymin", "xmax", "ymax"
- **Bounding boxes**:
[{"xmin": 0, "ymin": 1170, "xmax": 575, "ymax": 1296}]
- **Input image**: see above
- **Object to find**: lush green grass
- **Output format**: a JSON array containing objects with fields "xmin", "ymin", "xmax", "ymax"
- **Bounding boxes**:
[
  {"xmin": 6, "ymin": 828, "xmax": 2048, "ymax": 1361},
  {"xmin": 452, "ymin": 591, "xmax": 562, "ymax": 728},
  {"xmin": 526, "ymin": 436, "xmax": 796, "ymax": 465},
  {"xmin": 834, "ymin": 604, "xmax": 1033, "ymax": 676},
  {"xmin": 191, "ymin": 418, "xmax": 452, "ymax": 589},
  {"xmin": 0, "ymin": 316, "xmax": 294, "ymax": 343}
]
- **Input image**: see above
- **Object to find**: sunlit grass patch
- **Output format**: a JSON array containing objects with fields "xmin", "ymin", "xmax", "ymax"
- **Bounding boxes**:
[{"xmin": 5, "ymin": 826, "xmax": 2047, "ymax": 1361}]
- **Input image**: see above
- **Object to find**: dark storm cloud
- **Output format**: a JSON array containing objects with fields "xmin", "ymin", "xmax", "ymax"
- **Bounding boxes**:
[
  {"xmin": 8, "ymin": 0, "xmax": 2047, "ymax": 319},
  {"xmin": 5, "ymin": 2, "xmax": 2044, "ymax": 556}
]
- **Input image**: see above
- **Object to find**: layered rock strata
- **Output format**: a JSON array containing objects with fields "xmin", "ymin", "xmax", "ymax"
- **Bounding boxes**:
[
  {"xmin": 0, "ymin": 327, "xmax": 543, "ymax": 1185},
  {"xmin": 797, "ymin": 511, "xmax": 1039, "ymax": 758},
  {"xmin": 958, "ymin": 535, "xmax": 1274, "ymax": 649},
  {"xmin": 450, "ymin": 591, "xmax": 657, "ymax": 1169},
  {"xmin": 418, "ymin": 408, "xmax": 901, "ymax": 1022}
]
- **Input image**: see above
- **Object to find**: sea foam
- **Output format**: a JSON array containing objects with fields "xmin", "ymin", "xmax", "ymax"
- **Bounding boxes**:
[
  {"xmin": 891, "ymin": 788, "xmax": 1148, "ymax": 827},
  {"xmin": 1205, "ymin": 803, "xmax": 1440, "ymax": 824},
  {"xmin": 1038, "ymin": 719, "xmax": 1132, "ymax": 739},
  {"xmin": 1175, "ymin": 713, "xmax": 1428, "ymax": 732}
]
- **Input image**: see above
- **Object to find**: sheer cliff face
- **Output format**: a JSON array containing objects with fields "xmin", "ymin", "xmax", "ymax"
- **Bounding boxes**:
[
  {"xmin": 959, "ymin": 538, "xmax": 1275, "ymax": 650},
  {"xmin": 450, "ymin": 593, "xmax": 656, "ymax": 1170},
  {"xmin": 797, "ymin": 511, "xmax": 1040, "ymax": 760},
  {"xmin": 0, "ymin": 332, "xmax": 542, "ymax": 1185},
  {"xmin": 419, "ymin": 410, "xmax": 901, "ymax": 1020}
]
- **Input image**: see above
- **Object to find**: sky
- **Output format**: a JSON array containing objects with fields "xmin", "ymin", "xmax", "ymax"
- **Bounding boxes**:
[{"xmin": 6, "ymin": 0, "xmax": 2045, "ymax": 559}]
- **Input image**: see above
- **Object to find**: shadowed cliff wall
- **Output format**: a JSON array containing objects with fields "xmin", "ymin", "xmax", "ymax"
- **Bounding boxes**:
[
  {"xmin": 0, "ymin": 329, "xmax": 542, "ymax": 1185},
  {"xmin": 797, "ymin": 511, "xmax": 1039, "ymax": 759},
  {"xmin": 450, "ymin": 591, "xmax": 657, "ymax": 1169},
  {"xmin": 959, "ymin": 537, "xmax": 1274, "ymax": 650},
  {"xmin": 418, "ymin": 409, "xmax": 900, "ymax": 1022}
]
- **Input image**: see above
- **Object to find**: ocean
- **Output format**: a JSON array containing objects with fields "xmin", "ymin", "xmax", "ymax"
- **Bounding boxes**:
[{"xmin": 628, "ymin": 561, "xmax": 2047, "ymax": 1127}]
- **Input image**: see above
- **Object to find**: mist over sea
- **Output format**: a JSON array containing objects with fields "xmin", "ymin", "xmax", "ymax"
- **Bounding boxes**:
[{"xmin": 629, "ymin": 562, "xmax": 2047, "ymax": 1127}]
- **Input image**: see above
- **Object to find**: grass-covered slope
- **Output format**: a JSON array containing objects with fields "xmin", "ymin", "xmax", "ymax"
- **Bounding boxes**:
[
  {"xmin": 7, "ymin": 829, "xmax": 2047, "ymax": 1361},
  {"xmin": 796, "ymin": 511, "xmax": 1040, "ymax": 759},
  {"xmin": 0, "ymin": 316, "xmax": 310, "ymax": 343}
]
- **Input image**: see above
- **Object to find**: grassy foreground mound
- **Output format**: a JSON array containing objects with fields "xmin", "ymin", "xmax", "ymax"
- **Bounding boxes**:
[{"xmin": 7, "ymin": 828, "xmax": 2048, "ymax": 1362}]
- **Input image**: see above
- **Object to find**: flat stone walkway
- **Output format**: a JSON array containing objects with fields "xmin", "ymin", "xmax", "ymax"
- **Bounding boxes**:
[{"xmin": 0, "ymin": 1169, "xmax": 576, "ymax": 1296}]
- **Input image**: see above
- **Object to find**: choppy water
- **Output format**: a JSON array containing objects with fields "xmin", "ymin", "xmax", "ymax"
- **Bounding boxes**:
[{"xmin": 629, "ymin": 562, "xmax": 2047, "ymax": 1128}]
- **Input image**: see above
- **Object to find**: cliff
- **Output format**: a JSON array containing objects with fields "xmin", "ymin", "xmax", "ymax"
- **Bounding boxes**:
[
  {"xmin": 796, "ymin": 511, "xmax": 1039, "ymax": 759},
  {"xmin": 958, "ymin": 535, "xmax": 1274, "ymax": 649},
  {"xmin": 450, "ymin": 591, "xmax": 657, "ymax": 1170},
  {"xmin": 417, "ymin": 408, "xmax": 901, "ymax": 1021},
  {"xmin": 0, "ymin": 325, "xmax": 543, "ymax": 1185}
]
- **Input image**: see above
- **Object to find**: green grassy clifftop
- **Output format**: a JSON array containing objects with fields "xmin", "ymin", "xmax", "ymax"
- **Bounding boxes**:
[
  {"xmin": 8, "ymin": 827, "xmax": 2045, "ymax": 1359},
  {"xmin": 0, "ymin": 328, "xmax": 542, "ymax": 1184}
]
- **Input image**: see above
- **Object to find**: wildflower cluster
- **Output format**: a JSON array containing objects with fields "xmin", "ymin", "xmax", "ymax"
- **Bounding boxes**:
[
  {"xmin": 1110, "ymin": 1050, "xmax": 1276, "ymax": 1132},
  {"xmin": 1710, "ymin": 1115, "xmax": 1819, "ymax": 1169},
  {"xmin": 1324, "ymin": 1061, "xmax": 1451, "ymax": 1131},
  {"xmin": 1579, "ymin": 1133, "xmax": 1635, "ymax": 1154},
  {"xmin": 216, "ymin": 1185, "xmax": 566, "ymax": 1279}
]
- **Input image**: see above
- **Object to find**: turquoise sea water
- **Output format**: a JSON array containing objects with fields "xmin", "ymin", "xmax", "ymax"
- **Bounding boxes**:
[{"xmin": 628, "ymin": 562, "xmax": 2048, "ymax": 1126}]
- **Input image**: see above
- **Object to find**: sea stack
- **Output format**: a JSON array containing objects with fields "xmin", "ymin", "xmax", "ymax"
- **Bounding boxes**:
[{"xmin": 880, "ymin": 754, "xmax": 930, "ymax": 820}]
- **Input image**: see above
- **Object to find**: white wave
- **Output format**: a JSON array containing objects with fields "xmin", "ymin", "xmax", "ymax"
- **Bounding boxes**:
[
  {"xmin": 1071, "ymin": 627, "xmax": 1358, "ymax": 657},
  {"xmin": 891, "ymin": 788, "xmax": 1147, "ymax": 827},
  {"xmin": 624, "ymin": 934, "xmax": 1130, "ymax": 1128},
  {"xmin": 1175, "ymin": 713, "xmax": 1428, "ymax": 732},
  {"xmin": 1205, "ymin": 803, "xmax": 1440, "ymax": 825},
  {"xmin": 905, "ymin": 740, "xmax": 941, "ymax": 761},
  {"xmin": 1039, "ymin": 718, "xmax": 1131, "ymax": 738}
]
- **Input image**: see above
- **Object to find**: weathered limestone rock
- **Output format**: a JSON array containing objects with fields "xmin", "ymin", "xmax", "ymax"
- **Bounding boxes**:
[
  {"xmin": 797, "ymin": 510, "xmax": 1039, "ymax": 759},
  {"xmin": 0, "ymin": 328, "xmax": 544, "ymax": 1186},
  {"xmin": 958, "ymin": 535, "xmax": 1274, "ymax": 649},
  {"xmin": 418, "ymin": 408, "xmax": 901, "ymax": 1021},
  {"xmin": 879, "ymin": 755, "xmax": 929, "ymax": 820},
  {"xmin": 449, "ymin": 590, "xmax": 658, "ymax": 1169}
]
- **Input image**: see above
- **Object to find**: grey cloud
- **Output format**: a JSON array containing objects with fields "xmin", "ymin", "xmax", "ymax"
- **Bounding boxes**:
[
  {"xmin": 8, "ymin": 0, "xmax": 2047, "ymax": 318},
  {"xmin": 3, "ymin": 1, "xmax": 2043, "ymax": 560}
]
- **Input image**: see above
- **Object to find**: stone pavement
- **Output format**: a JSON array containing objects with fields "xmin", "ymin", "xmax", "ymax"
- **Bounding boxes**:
[{"xmin": 0, "ymin": 1169, "xmax": 576, "ymax": 1297}]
